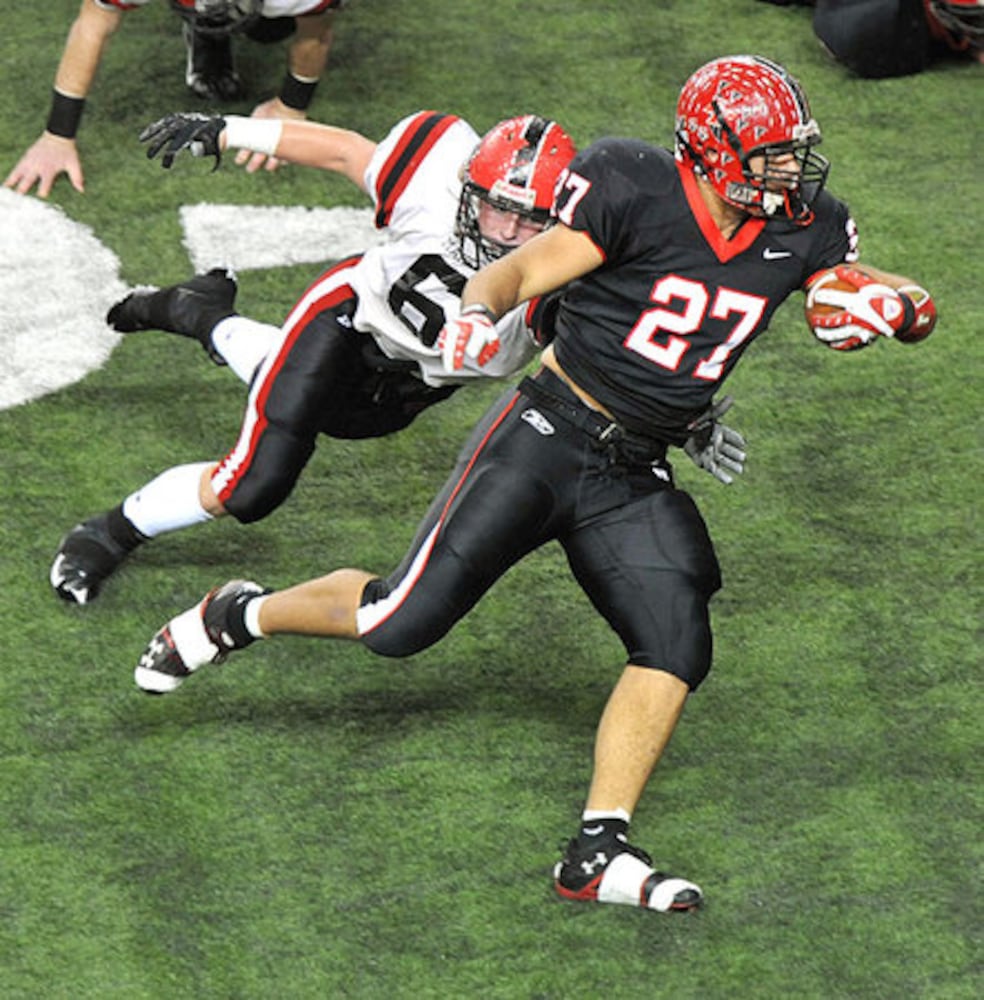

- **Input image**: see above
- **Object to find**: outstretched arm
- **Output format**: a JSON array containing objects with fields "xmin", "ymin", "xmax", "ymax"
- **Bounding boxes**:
[
  {"xmin": 3, "ymin": 0, "xmax": 122, "ymax": 197},
  {"xmin": 140, "ymin": 113, "xmax": 377, "ymax": 193},
  {"xmin": 232, "ymin": 118, "xmax": 377, "ymax": 189}
]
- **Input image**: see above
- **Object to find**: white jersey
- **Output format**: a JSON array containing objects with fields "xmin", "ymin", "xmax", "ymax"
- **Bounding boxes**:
[
  {"xmin": 350, "ymin": 111, "xmax": 537, "ymax": 388},
  {"xmin": 97, "ymin": 1, "xmax": 341, "ymax": 16}
]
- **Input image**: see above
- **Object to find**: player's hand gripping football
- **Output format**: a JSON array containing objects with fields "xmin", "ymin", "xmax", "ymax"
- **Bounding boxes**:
[
  {"xmin": 139, "ymin": 113, "xmax": 227, "ymax": 170},
  {"xmin": 683, "ymin": 395, "xmax": 747, "ymax": 485},
  {"xmin": 438, "ymin": 306, "xmax": 501, "ymax": 373},
  {"xmin": 806, "ymin": 265, "xmax": 916, "ymax": 351}
]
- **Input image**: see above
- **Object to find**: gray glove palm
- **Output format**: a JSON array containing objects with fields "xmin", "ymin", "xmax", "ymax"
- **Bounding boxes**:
[{"xmin": 683, "ymin": 395, "xmax": 747, "ymax": 485}]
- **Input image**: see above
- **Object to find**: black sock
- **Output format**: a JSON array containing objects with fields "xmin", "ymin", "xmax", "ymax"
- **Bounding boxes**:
[
  {"xmin": 104, "ymin": 504, "xmax": 148, "ymax": 552},
  {"xmin": 576, "ymin": 815, "xmax": 629, "ymax": 850},
  {"xmin": 220, "ymin": 586, "xmax": 271, "ymax": 649}
]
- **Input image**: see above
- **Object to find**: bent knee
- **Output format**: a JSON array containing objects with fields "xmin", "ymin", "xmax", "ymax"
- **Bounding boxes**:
[
  {"xmin": 213, "ymin": 431, "xmax": 314, "ymax": 524},
  {"xmin": 357, "ymin": 576, "xmax": 455, "ymax": 658},
  {"xmin": 221, "ymin": 481, "xmax": 292, "ymax": 524}
]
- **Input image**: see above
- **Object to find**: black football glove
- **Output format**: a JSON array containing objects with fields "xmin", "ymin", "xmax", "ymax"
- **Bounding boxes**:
[
  {"xmin": 139, "ymin": 113, "xmax": 227, "ymax": 170},
  {"xmin": 683, "ymin": 395, "xmax": 747, "ymax": 485}
]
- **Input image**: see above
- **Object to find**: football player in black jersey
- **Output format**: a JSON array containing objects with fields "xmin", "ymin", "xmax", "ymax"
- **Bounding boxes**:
[
  {"xmin": 134, "ymin": 56, "xmax": 936, "ymax": 913},
  {"xmin": 759, "ymin": 0, "xmax": 984, "ymax": 77}
]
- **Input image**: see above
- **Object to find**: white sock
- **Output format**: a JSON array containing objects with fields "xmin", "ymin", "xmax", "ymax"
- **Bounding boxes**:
[
  {"xmin": 582, "ymin": 807, "xmax": 632, "ymax": 824},
  {"xmin": 210, "ymin": 315, "xmax": 280, "ymax": 384},
  {"xmin": 122, "ymin": 462, "xmax": 214, "ymax": 539},
  {"xmin": 243, "ymin": 593, "xmax": 269, "ymax": 639}
]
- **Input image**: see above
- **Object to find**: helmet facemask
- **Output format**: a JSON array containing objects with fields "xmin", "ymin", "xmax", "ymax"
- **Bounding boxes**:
[
  {"xmin": 928, "ymin": 1, "xmax": 984, "ymax": 48},
  {"xmin": 455, "ymin": 115, "xmax": 576, "ymax": 269},
  {"xmin": 455, "ymin": 183, "xmax": 553, "ymax": 269},
  {"xmin": 726, "ymin": 125, "xmax": 830, "ymax": 222}
]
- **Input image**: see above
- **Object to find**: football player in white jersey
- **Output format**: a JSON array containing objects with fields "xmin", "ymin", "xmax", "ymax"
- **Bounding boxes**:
[
  {"xmin": 3, "ymin": 0, "xmax": 345, "ymax": 199},
  {"xmin": 50, "ymin": 110, "xmax": 580, "ymax": 603}
]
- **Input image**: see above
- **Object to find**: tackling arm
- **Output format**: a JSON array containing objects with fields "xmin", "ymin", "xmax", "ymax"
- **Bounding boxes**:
[
  {"xmin": 437, "ymin": 224, "xmax": 603, "ymax": 373},
  {"xmin": 251, "ymin": 119, "xmax": 376, "ymax": 188},
  {"xmin": 140, "ymin": 113, "xmax": 377, "ymax": 193}
]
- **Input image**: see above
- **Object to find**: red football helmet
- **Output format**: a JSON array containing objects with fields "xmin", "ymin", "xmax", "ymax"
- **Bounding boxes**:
[
  {"xmin": 456, "ymin": 115, "xmax": 576, "ymax": 268},
  {"xmin": 925, "ymin": 0, "xmax": 984, "ymax": 50},
  {"xmin": 169, "ymin": 0, "xmax": 262, "ymax": 37},
  {"xmin": 674, "ymin": 55, "xmax": 829, "ymax": 224}
]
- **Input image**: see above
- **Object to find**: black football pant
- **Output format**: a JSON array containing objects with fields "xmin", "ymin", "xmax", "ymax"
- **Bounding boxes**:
[{"xmin": 358, "ymin": 367, "xmax": 722, "ymax": 690}]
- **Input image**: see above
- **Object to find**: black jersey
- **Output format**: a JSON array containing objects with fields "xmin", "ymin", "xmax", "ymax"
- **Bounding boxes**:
[{"xmin": 552, "ymin": 138, "xmax": 857, "ymax": 444}]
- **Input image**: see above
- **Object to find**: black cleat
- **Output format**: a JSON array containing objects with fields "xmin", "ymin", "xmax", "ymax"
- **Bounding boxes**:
[
  {"xmin": 134, "ymin": 580, "xmax": 268, "ymax": 694},
  {"xmin": 107, "ymin": 268, "xmax": 237, "ymax": 364},
  {"xmin": 50, "ymin": 514, "xmax": 129, "ymax": 605},
  {"xmin": 183, "ymin": 23, "xmax": 242, "ymax": 101},
  {"xmin": 554, "ymin": 834, "xmax": 702, "ymax": 912}
]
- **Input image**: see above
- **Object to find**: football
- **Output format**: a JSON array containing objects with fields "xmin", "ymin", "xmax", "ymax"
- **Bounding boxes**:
[
  {"xmin": 803, "ymin": 265, "xmax": 935, "ymax": 351},
  {"xmin": 804, "ymin": 268, "xmax": 865, "ymax": 323}
]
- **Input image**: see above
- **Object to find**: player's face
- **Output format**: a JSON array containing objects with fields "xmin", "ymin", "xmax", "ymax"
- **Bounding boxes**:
[
  {"xmin": 749, "ymin": 150, "xmax": 802, "ymax": 193},
  {"xmin": 477, "ymin": 202, "xmax": 546, "ymax": 250}
]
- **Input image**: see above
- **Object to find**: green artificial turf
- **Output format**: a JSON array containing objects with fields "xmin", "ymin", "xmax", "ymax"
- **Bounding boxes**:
[{"xmin": 0, "ymin": 1, "xmax": 980, "ymax": 997}]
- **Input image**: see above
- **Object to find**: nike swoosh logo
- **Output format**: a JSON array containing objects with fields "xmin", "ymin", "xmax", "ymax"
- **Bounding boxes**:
[
  {"xmin": 582, "ymin": 824, "xmax": 605, "ymax": 836},
  {"xmin": 763, "ymin": 248, "xmax": 792, "ymax": 260}
]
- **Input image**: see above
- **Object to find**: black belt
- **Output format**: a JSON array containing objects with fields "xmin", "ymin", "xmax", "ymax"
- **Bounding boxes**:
[{"xmin": 519, "ymin": 369, "xmax": 668, "ymax": 466}]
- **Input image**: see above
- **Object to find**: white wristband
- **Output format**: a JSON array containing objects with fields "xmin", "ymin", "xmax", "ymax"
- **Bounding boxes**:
[{"xmin": 222, "ymin": 115, "xmax": 284, "ymax": 157}]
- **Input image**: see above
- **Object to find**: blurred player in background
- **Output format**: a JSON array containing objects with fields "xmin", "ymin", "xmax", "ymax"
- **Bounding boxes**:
[
  {"xmin": 4, "ymin": 0, "xmax": 345, "ymax": 198},
  {"xmin": 814, "ymin": 0, "xmax": 983, "ymax": 75},
  {"xmin": 758, "ymin": 0, "xmax": 983, "ymax": 76},
  {"xmin": 130, "ymin": 56, "xmax": 935, "ymax": 914}
]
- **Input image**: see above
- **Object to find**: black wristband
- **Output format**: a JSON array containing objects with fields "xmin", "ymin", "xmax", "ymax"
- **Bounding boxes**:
[
  {"xmin": 278, "ymin": 71, "xmax": 318, "ymax": 111},
  {"xmin": 45, "ymin": 89, "xmax": 85, "ymax": 139},
  {"xmin": 896, "ymin": 290, "xmax": 917, "ymax": 335}
]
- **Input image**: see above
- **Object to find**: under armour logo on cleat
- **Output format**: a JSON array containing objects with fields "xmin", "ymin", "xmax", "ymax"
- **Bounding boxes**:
[{"xmin": 579, "ymin": 851, "xmax": 609, "ymax": 876}]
